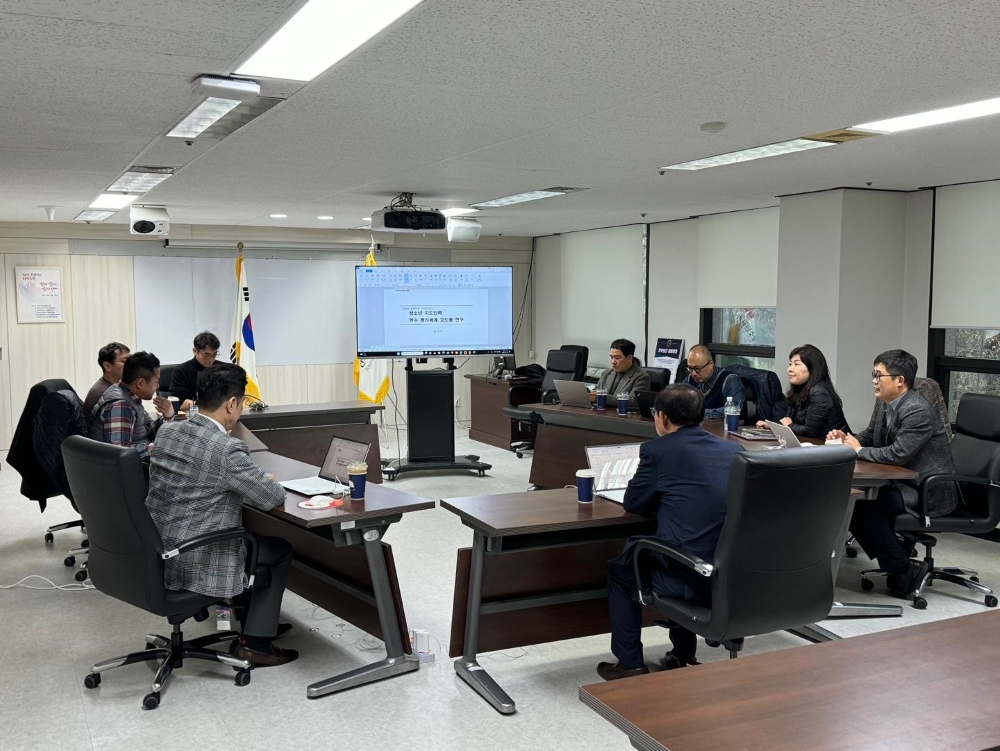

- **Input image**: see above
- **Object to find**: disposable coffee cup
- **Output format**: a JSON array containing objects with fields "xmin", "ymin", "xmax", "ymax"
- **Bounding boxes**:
[
  {"xmin": 167, "ymin": 396, "xmax": 179, "ymax": 415},
  {"xmin": 725, "ymin": 413, "xmax": 740, "ymax": 433},
  {"xmin": 576, "ymin": 469, "xmax": 595, "ymax": 503},
  {"xmin": 617, "ymin": 393, "xmax": 629, "ymax": 416},
  {"xmin": 595, "ymin": 389, "xmax": 608, "ymax": 411},
  {"xmin": 348, "ymin": 462, "xmax": 368, "ymax": 500}
]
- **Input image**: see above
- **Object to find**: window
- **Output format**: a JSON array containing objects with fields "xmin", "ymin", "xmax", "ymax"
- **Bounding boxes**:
[
  {"xmin": 929, "ymin": 328, "xmax": 1000, "ymax": 421},
  {"xmin": 701, "ymin": 307, "xmax": 776, "ymax": 373}
]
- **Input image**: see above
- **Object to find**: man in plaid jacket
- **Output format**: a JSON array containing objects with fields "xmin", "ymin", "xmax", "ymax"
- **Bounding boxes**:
[{"xmin": 146, "ymin": 363, "xmax": 297, "ymax": 667}]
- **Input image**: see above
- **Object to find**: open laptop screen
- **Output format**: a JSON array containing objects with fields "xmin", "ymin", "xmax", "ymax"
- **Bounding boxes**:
[
  {"xmin": 319, "ymin": 437, "xmax": 371, "ymax": 482},
  {"xmin": 585, "ymin": 443, "xmax": 642, "ymax": 491}
]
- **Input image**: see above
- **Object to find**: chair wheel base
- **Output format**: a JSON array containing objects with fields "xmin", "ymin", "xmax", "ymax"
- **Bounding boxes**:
[
  {"xmin": 142, "ymin": 692, "xmax": 160, "ymax": 710},
  {"xmin": 913, "ymin": 596, "xmax": 928, "ymax": 610},
  {"xmin": 83, "ymin": 673, "xmax": 101, "ymax": 689},
  {"xmin": 844, "ymin": 547, "xmax": 858, "ymax": 559},
  {"xmin": 75, "ymin": 570, "xmax": 88, "ymax": 582},
  {"xmin": 44, "ymin": 532, "xmax": 54, "ymax": 544},
  {"xmin": 860, "ymin": 577, "xmax": 875, "ymax": 591},
  {"xmin": 235, "ymin": 669, "xmax": 252, "ymax": 686},
  {"xmin": 64, "ymin": 556, "xmax": 75, "ymax": 567},
  {"xmin": 986, "ymin": 595, "xmax": 998, "ymax": 608}
]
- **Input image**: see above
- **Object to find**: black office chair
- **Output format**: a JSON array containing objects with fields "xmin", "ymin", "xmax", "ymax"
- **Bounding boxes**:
[
  {"xmin": 633, "ymin": 447, "xmax": 857, "ymax": 657},
  {"xmin": 8, "ymin": 379, "xmax": 91, "ymax": 565},
  {"xmin": 860, "ymin": 393, "xmax": 1000, "ymax": 610},
  {"xmin": 737, "ymin": 376, "xmax": 757, "ymax": 425},
  {"xmin": 643, "ymin": 367, "xmax": 671, "ymax": 393},
  {"xmin": 61, "ymin": 436, "xmax": 258, "ymax": 710},
  {"xmin": 159, "ymin": 363, "xmax": 179, "ymax": 393},
  {"xmin": 559, "ymin": 344, "xmax": 589, "ymax": 380},
  {"xmin": 503, "ymin": 349, "xmax": 586, "ymax": 457}
]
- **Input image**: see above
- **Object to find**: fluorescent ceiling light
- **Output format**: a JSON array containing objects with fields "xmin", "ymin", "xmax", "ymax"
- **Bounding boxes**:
[
  {"xmin": 362, "ymin": 217, "xmax": 371, "ymax": 221},
  {"xmin": 317, "ymin": 215, "xmax": 334, "ymax": 220},
  {"xmin": 75, "ymin": 210, "xmax": 116, "ymax": 222},
  {"xmin": 661, "ymin": 139, "xmax": 834, "ymax": 171},
  {"xmin": 269, "ymin": 213, "xmax": 288, "ymax": 219},
  {"xmin": 851, "ymin": 95, "xmax": 1000, "ymax": 134},
  {"xmin": 167, "ymin": 97, "xmax": 242, "ymax": 138},
  {"xmin": 472, "ymin": 190, "xmax": 569, "ymax": 209},
  {"xmin": 236, "ymin": 0, "xmax": 424, "ymax": 82},
  {"xmin": 440, "ymin": 207, "xmax": 479, "ymax": 217},
  {"xmin": 107, "ymin": 168, "xmax": 175, "ymax": 193},
  {"xmin": 89, "ymin": 193, "xmax": 140, "ymax": 210}
]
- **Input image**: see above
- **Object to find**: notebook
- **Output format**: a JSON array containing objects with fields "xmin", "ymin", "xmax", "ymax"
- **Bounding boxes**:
[
  {"xmin": 279, "ymin": 436, "xmax": 371, "ymax": 496},
  {"xmin": 585, "ymin": 443, "xmax": 642, "ymax": 503},
  {"xmin": 554, "ymin": 379, "xmax": 593, "ymax": 408}
]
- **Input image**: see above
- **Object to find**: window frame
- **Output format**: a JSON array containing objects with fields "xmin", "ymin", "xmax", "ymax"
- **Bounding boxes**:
[{"xmin": 699, "ymin": 308, "xmax": 776, "ymax": 363}]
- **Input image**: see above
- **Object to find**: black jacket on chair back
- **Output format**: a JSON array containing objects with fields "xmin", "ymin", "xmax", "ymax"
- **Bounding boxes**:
[
  {"xmin": 8, "ymin": 379, "xmax": 74, "ymax": 510},
  {"xmin": 33, "ymin": 389, "xmax": 87, "ymax": 501}
]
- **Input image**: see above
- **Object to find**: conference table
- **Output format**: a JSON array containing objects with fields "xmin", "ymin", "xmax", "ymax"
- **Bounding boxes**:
[
  {"xmin": 580, "ymin": 609, "xmax": 1000, "ymax": 751},
  {"xmin": 239, "ymin": 401, "xmax": 385, "ymax": 485},
  {"xmin": 464, "ymin": 374, "xmax": 543, "ymax": 449},
  {"xmin": 241, "ymin": 444, "xmax": 434, "ymax": 699},
  {"xmin": 442, "ymin": 420, "xmax": 917, "ymax": 714}
]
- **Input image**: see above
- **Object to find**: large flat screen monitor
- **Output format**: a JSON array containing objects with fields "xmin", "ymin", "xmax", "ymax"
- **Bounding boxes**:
[{"xmin": 356, "ymin": 266, "xmax": 514, "ymax": 358}]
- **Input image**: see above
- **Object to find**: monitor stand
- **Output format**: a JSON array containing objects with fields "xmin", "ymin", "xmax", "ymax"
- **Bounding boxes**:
[{"xmin": 382, "ymin": 358, "xmax": 492, "ymax": 481}]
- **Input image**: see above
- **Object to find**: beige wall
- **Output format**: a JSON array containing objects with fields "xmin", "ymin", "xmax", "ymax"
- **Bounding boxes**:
[{"xmin": 0, "ymin": 224, "xmax": 533, "ymax": 449}]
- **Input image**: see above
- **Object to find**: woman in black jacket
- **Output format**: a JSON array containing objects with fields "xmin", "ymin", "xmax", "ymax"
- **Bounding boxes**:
[{"xmin": 759, "ymin": 344, "xmax": 849, "ymax": 438}]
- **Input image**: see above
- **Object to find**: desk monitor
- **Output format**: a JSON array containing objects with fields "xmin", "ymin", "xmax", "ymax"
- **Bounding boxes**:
[
  {"xmin": 356, "ymin": 266, "xmax": 514, "ymax": 358},
  {"xmin": 492, "ymin": 354, "xmax": 516, "ymax": 376}
]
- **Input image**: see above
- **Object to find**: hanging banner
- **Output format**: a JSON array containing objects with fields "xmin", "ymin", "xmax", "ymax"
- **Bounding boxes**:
[{"xmin": 15, "ymin": 267, "xmax": 64, "ymax": 323}]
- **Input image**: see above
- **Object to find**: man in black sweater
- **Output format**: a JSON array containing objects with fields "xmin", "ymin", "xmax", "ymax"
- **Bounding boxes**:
[{"xmin": 169, "ymin": 331, "xmax": 221, "ymax": 411}]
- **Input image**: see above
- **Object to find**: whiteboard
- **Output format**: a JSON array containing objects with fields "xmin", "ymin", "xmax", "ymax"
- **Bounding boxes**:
[{"xmin": 134, "ymin": 256, "xmax": 358, "ymax": 366}]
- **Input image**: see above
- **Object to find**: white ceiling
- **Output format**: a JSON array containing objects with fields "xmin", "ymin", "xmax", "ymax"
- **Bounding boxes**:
[{"xmin": 3, "ymin": 0, "xmax": 1000, "ymax": 237}]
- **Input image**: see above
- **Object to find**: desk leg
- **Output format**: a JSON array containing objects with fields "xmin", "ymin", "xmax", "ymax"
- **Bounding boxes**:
[
  {"xmin": 306, "ymin": 530, "xmax": 418, "ymax": 698},
  {"xmin": 826, "ymin": 486, "xmax": 903, "ymax": 620},
  {"xmin": 454, "ymin": 532, "xmax": 516, "ymax": 715}
]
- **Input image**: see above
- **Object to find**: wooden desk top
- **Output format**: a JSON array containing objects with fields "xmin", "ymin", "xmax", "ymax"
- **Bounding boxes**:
[
  {"xmin": 239, "ymin": 401, "xmax": 384, "ymax": 420},
  {"xmin": 465, "ymin": 374, "xmax": 543, "ymax": 386},
  {"xmin": 441, "ymin": 488, "xmax": 647, "ymax": 537},
  {"xmin": 252, "ymin": 451, "xmax": 433, "ymax": 529},
  {"xmin": 231, "ymin": 421, "xmax": 268, "ymax": 452},
  {"xmin": 581, "ymin": 610, "xmax": 1000, "ymax": 751}
]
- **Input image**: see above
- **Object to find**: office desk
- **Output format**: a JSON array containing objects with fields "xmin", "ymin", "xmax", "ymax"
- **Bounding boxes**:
[
  {"xmin": 243, "ymin": 450, "xmax": 433, "ymax": 699},
  {"xmin": 231, "ymin": 420, "xmax": 267, "ymax": 452},
  {"xmin": 580, "ymin": 610, "xmax": 1000, "ymax": 751},
  {"xmin": 240, "ymin": 401, "xmax": 385, "ymax": 484},
  {"xmin": 442, "ymin": 449, "xmax": 918, "ymax": 714},
  {"xmin": 465, "ymin": 374, "xmax": 542, "ymax": 449}
]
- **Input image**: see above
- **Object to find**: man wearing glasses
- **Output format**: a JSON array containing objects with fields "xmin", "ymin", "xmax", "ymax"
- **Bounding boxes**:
[
  {"xmin": 169, "ymin": 331, "xmax": 221, "ymax": 412},
  {"xmin": 827, "ymin": 349, "xmax": 956, "ymax": 599},
  {"xmin": 683, "ymin": 344, "xmax": 745, "ymax": 419}
]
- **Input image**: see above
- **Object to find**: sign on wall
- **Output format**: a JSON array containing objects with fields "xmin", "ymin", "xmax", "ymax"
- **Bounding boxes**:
[{"xmin": 15, "ymin": 267, "xmax": 64, "ymax": 323}]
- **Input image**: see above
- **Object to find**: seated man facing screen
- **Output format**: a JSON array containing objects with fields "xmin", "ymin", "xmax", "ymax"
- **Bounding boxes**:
[
  {"xmin": 590, "ymin": 338, "xmax": 651, "ymax": 411},
  {"xmin": 827, "ymin": 349, "xmax": 957, "ymax": 598},
  {"xmin": 169, "ymin": 330, "xmax": 221, "ymax": 412},
  {"xmin": 146, "ymin": 363, "xmax": 297, "ymax": 667},
  {"xmin": 83, "ymin": 341, "xmax": 130, "ymax": 419},
  {"xmin": 88, "ymin": 351, "xmax": 175, "ymax": 460},
  {"xmin": 598, "ymin": 384, "xmax": 744, "ymax": 680},
  {"xmin": 684, "ymin": 344, "xmax": 745, "ymax": 419}
]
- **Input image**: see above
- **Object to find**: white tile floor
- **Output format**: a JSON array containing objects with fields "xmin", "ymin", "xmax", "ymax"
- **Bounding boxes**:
[{"xmin": 1, "ymin": 426, "xmax": 998, "ymax": 750}]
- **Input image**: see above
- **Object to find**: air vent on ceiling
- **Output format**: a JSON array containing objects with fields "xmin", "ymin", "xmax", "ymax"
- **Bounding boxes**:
[
  {"xmin": 805, "ymin": 128, "xmax": 879, "ymax": 144},
  {"xmin": 198, "ymin": 96, "xmax": 284, "ymax": 140}
]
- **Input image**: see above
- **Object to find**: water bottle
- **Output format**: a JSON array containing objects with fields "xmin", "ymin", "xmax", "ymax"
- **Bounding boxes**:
[{"xmin": 724, "ymin": 396, "xmax": 740, "ymax": 433}]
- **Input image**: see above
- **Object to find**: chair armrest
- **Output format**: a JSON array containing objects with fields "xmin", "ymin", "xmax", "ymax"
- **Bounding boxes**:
[
  {"xmin": 630, "ymin": 536, "xmax": 715, "ymax": 606},
  {"xmin": 919, "ymin": 473, "xmax": 1000, "ymax": 525},
  {"xmin": 541, "ymin": 389, "xmax": 558, "ymax": 404},
  {"xmin": 161, "ymin": 528, "xmax": 260, "ymax": 587}
]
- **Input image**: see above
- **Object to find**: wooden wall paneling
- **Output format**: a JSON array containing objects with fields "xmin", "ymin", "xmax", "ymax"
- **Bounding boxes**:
[
  {"xmin": 70, "ymin": 255, "xmax": 136, "ymax": 396},
  {"xmin": 5, "ymin": 254, "xmax": 76, "ymax": 437},
  {"xmin": 0, "ymin": 258, "xmax": 12, "ymax": 448},
  {"xmin": 256, "ymin": 365, "xmax": 309, "ymax": 405}
]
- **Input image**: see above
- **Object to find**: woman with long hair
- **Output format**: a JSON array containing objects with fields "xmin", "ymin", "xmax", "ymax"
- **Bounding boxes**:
[{"xmin": 760, "ymin": 344, "xmax": 850, "ymax": 438}]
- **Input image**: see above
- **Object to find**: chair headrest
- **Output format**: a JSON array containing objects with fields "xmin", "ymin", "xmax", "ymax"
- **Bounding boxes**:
[
  {"xmin": 545, "ymin": 349, "xmax": 582, "ymax": 374},
  {"xmin": 955, "ymin": 393, "xmax": 1000, "ymax": 441}
]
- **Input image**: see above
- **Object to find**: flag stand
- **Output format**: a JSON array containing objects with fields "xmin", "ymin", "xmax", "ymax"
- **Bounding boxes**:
[{"xmin": 382, "ymin": 358, "xmax": 492, "ymax": 481}]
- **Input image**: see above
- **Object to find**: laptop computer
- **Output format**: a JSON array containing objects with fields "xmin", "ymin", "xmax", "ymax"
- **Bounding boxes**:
[
  {"xmin": 554, "ymin": 379, "xmax": 593, "ymax": 408},
  {"xmin": 279, "ymin": 436, "xmax": 371, "ymax": 496},
  {"xmin": 763, "ymin": 420, "xmax": 804, "ymax": 448},
  {"xmin": 585, "ymin": 443, "xmax": 642, "ymax": 503},
  {"xmin": 635, "ymin": 390, "xmax": 658, "ymax": 419}
]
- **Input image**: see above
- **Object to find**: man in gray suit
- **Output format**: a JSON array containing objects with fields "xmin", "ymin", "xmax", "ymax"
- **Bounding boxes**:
[
  {"xmin": 146, "ymin": 363, "xmax": 297, "ymax": 667},
  {"xmin": 828, "ymin": 349, "xmax": 956, "ymax": 598},
  {"xmin": 590, "ymin": 338, "xmax": 651, "ymax": 411}
]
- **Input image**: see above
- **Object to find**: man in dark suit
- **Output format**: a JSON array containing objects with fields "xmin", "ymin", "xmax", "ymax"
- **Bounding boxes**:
[
  {"xmin": 146, "ymin": 363, "xmax": 297, "ymax": 667},
  {"xmin": 168, "ymin": 330, "xmax": 221, "ymax": 412},
  {"xmin": 590, "ymin": 338, "xmax": 651, "ymax": 411},
  {"xmin": 828, "ymin": 349, "xmax": 956, "ymax": 598},
  {"xmin": 597, "ymin": 384, "xmax": 744, "ymax": 680}
]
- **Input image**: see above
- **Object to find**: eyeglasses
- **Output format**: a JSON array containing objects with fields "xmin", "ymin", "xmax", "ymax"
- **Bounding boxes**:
[
  {"xmin": 871, "ymin": 372, "xmax": 899, "ymax": 381},
  {"xmin": 198, "ymin": 350, "xmax": 220, "ymax": 360},
  {"xmin": 687, "ymin": 362, "xmax": 712, "ymax": 374}
]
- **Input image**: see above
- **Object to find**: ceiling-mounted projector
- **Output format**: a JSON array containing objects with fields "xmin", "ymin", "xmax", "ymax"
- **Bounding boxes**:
[
  {"xmin": 130, "ymin": 205, "xmax": 169, "ymax": 235},
  {"xmin": 370, "ymin": 208, "xmax": 446, "ymax": 233}
]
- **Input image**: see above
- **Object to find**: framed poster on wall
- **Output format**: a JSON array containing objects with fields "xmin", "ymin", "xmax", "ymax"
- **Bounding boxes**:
[{"xmin": 15, "ymin": 267, "xmax": 64, "ymax": 323}]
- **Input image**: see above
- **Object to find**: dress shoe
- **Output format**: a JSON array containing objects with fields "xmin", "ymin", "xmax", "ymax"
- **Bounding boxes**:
[
  {"xmin": 235, "ymin": 641, "xmax": 299, "ymax": 667},
  {"xmin": 660, "ymin": 651, "xmax": 700, "ymax": 670},
  {"xmin": 889, "ymin": 560, "xmax": 929, "ymax": 599},
  {"xmin": 597, "ymin": 661, "xmax": 650, "ymax": 681}
]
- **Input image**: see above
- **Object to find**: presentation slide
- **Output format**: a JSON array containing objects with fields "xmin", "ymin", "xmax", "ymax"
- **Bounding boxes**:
[{"xmin": 356, "ymin": 266, "xmax": 513, "ymax": 357}]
